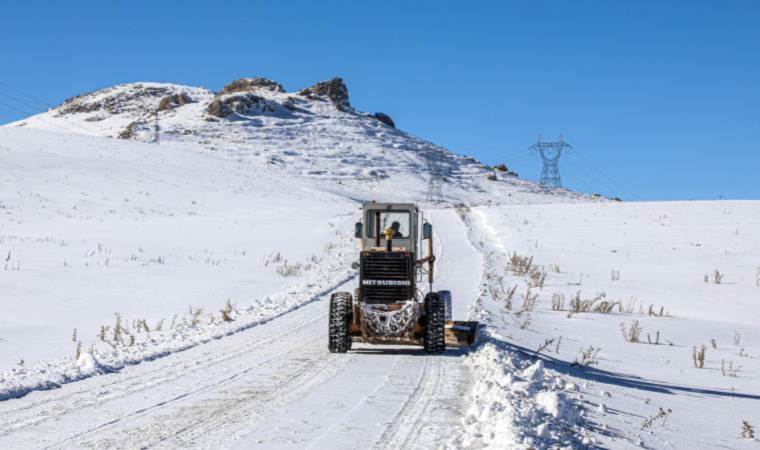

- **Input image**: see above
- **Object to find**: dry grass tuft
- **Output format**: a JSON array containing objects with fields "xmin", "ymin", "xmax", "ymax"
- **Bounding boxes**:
[
  {"xmin": 742, "ymin": 421, "xmax": 755, "ymax": 439},
  {"xmin": 693, "ymin": 345, "xmax": 706, "ymax": 368},
  {"xmin": 620, "ymin": 320, "xmax": 642, "ymax": 343},
  {"xmin": 572, "ymin": 346, "xmax": 601, "ymax": 367},
  {"xmin": 641, "ymin": 407, "xmax": 672, "ymax": 429}
]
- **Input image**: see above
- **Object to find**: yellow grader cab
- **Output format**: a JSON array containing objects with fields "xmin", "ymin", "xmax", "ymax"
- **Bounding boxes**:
[{"xmin": 328, "ymin": 202, "xmax": 478, "ymax": 354}]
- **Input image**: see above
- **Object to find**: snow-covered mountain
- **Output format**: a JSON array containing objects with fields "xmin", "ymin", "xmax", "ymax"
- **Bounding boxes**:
[{"xmin": 8, "ymin": 77, "xmax": 594, "ymax": 204}]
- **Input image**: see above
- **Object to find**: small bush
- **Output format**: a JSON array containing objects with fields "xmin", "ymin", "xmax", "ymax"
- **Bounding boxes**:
[
  {"xmin": 641, "ymin": 407, "xmax": 672, "ymax": 429},
  {"xmin": 721, "ymin": 359, "xmax": 742, "ymax": 377},
  {"xmin": 535, "ymin": 338, "xmax": 555, "ymax": 357},
  {"xmin": 507, "ymin": 252, "xmax": 534, "ymax": 276},
  {"xmin": 517, "ymin": 288, "xmax": 538, "ymax": 316},
  {"xmin": 551, "ymin": 293, "xmax": 565, "ymax": 311},
  {"xmin": 742, "ymin": 421, "xmax": 755, "ymax": 439},
  {"xmin": 505, "ymin": 284, "xmax": 517, "ymax": 310},
  {"xmin": 647, "ymin": 304, "xmax": 670, "ymax": 317},
  {"xmin": 220, "ymin": 299, "xmax": 235, "ymax": 322},
  {"xmin": 621, "ymin": 320, "xmax": 642, "ymax": 343},
  {"xmin": 693, "ymin": 345, "xmax": 706, "ymax": 368},
  {"xmin": 572, "ymin": 346, "xmax": 601, "ymax": 367}
]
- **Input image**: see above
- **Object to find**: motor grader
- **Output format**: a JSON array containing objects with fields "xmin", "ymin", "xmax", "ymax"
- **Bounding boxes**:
[{"xmin": 328, "ymin": 202, "xmax": 478, "ymax": 354}]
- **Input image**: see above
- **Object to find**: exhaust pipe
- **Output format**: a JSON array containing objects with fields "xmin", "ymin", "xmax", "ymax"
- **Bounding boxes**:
[{"xmin": 384, "ymin": 227, "xmax": 394, "ymax": 251}]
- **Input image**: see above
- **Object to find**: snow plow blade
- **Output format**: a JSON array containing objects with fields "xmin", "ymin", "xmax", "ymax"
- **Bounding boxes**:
[{"xmin": 444, "ymin": 321, "xmax": 479, "ymax": 348}]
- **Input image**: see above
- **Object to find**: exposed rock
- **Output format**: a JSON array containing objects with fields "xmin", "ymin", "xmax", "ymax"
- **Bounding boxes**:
[
  {"xmin": 220, "ymin": 77, "xmax": 284, "ymax": 95},
  {"xmin": 373, "ymin": 112, "xmax": 395, "ymax": 128},
  {"xmin": 298, "ymin": 78, "xmax": 350, "ymax": 110},
  {"xmin": 207, "ymin": 93, "xmax": 277, "ymax": 118},
  {"xmin": 58, "ymin": 84, "xmax": 174, "ymax": 115},
  {"xmin": 157, "ymin": 93, "xmax": 195, "ymax": 111},
  {"xmin": 118, "ymin": 121, "xmax": 141, "ymax": 139}
]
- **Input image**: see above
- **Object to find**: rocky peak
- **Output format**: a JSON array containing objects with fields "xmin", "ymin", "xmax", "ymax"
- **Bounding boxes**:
[
  {"xmin": 298, "ymin": 78, "xmax": 350, "ymax": 110},
  {"xmin": 220, "ymin": 77, "xmax": 285, "ymax": 95}
]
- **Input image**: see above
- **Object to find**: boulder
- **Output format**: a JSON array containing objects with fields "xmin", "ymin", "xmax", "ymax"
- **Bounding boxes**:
[
  {"xmin": 298, "ymin": 78, "xmax": 350, "ymax": 110},
  {"xmin": 157, "ymin": 92, "xmax": 195, "ymax": 111},
  {"xmin": 118, "ymin": 121, "xmax": 141, "ymax": 139},
  {"xmin": 373, "ymin": 112, "xmax": 395, "ymax": 128}
]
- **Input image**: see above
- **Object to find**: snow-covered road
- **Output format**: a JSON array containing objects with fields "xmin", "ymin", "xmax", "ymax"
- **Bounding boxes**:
[{"xmin": 0, "ymin": 209, "xmax": 479, "ymax": 449}]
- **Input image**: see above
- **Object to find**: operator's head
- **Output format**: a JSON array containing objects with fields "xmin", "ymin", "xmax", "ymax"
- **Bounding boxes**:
[{"xmin": 391, "ymin": 221, "xmax": 400, "ymax": 231}]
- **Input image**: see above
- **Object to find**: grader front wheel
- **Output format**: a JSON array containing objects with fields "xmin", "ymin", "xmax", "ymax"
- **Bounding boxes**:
[{"xmin": 328, "ymin": 292, "xmax": 352, "ymax": 353}]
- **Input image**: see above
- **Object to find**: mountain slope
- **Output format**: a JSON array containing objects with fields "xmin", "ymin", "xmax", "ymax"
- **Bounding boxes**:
[{"xmin": 7, "ymin": 77, "xmax": 594, "ymax": 205}]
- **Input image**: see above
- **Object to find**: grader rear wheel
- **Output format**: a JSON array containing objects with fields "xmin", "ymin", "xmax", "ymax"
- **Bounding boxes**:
[{"xmin": 423, "ymin": 292, "xmax": 446, "ymax": 354}]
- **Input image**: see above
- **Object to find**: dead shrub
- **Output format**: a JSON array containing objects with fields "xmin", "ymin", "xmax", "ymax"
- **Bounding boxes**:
[
  {"xmin": 693, "ymin": 345, "xmax": 706, "ymax": 368},
  {"xmin": 572, "ymin": 346, "xmax": 601, "ymax": 367},
  {"xmin": 742, "ymin": 421, "xmax": 755, "ymax": 439},
  {"xmin": 551, "ymin": 293, "xmax": 565, "ymax": 311},
  {"xmin": 621, "ymin": 320, "xmax": 642, "ymax": 343},
  {"xmin": 641, "ymin": 407, "xmax": 672, "ymax": 429}
]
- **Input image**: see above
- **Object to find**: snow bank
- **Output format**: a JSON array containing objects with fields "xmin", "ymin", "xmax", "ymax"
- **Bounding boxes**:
[
  {"xmin": 448, "ymin": 337, "xmax": 590, "ymax": 449},
  {"xmin": 0, "ymin": 231, "xmax": 354, "ymax": 401},
  {"xmin": 455, "ymin": 201, "xmax": 760, "ymax": 449}
]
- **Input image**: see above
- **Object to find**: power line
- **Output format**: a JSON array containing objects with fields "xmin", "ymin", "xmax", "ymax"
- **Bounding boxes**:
[
  {"xmin": 0, "ymin": 97, "xmax": 72, "ymax": 134},
  {"xmin": 0, "ymin": 82, "xmax": 109, "ymax": 136},
  {"xmin": 568, "ymin": 149, "xmax": 640, "ymax": 201},
  {"xmin": 0, "ymin": 81, "xmax": 57, "ymax": 110},
  {"xmin": 563, "ymin": 157, "xmax": 623, "ymax": 198}
]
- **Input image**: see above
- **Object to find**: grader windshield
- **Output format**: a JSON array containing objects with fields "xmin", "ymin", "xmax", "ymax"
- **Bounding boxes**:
[{"xmin": 366, "ymin": 211, "xmax": 410, "ymax": 238}]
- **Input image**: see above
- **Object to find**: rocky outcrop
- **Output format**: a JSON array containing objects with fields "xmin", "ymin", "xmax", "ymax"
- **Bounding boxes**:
[
  {"xmin": 118, "ymin": 121, "xmax": 142, "ymax": 139},
  {"xmin": 373, "ymin": 112, "xmax": 395, "ymax": 128},
  {"xmin": 220, "ymin": 77, "xmax": 284, "ymax": 95},
  {"xmin": 58, "ymin": 84, "xmax": 173, "ymax": 115},
  {"xmin": 207, "ymin": 93, "xmax": 278, "ymax": 118},
  {"xmin": 157, "ymin": 93, "xmax": 195, "ymax": 111},
  {"xmin": 298, "ymin": 78, "xmax": 350, "ymax": 110}
]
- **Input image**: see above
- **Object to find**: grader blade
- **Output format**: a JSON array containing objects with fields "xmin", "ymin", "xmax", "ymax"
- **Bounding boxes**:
[{"xmin": 444, "ymin": 321, "xmax": 479, "ymax": 348}]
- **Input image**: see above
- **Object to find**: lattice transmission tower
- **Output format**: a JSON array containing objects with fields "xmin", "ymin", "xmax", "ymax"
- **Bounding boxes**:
[
  {"xmin": 153, "ymin": 110, "xmax": 160, "ymax": 144},
  {"xmin": 530, "ymin": 134, "xmax": 572, "ymax": 189},
  {"xmin": 425, "ymin": 150, "xmax": 445, "ymax": 203}
]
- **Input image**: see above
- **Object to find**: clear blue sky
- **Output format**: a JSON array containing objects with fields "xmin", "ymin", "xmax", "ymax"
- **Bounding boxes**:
[{"xmin": 2, "ymin": 1, "xmax": 758, "ymax": 200}]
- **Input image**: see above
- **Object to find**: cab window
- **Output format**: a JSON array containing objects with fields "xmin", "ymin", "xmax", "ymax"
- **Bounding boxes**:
[{"xmin": 367, "ymin": 211, "xmax": 410, "ymax": 238}]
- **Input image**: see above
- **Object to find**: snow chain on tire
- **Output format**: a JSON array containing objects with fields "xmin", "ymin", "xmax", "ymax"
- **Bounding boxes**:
[
  {"xmin": 329, "ymin": 292, "xmax": 352, "ymax": 353},
  {"xmin": 423, "ymin": 292, "xmax": 446, "ymax": 354}
]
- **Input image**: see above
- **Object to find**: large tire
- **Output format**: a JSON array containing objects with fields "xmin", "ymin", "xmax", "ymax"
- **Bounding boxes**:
[
  {"xmin": 329, "ymin": 292, "xmax": 352, "ymax": 353},
  {"xmin": 438, "ymin": 290, "xmax": 453, "ymax": 323},
  {"xmin": 423, "ymin": 292, "xmax": 446, "ymax": 354}
]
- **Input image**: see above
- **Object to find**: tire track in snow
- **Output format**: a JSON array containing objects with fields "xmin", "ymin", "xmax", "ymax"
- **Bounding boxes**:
[
  {"xmin": 0, "ymin": 312, "xmax": 325, "ymax": 436},
  {"xmin": 371, "ymin": 354, "xmax": 442, "ymax": 449},
  {"xmin": 0, "ymin": 276, "xmax": 357, "ymax": 449},
  {"xmin": 72, "ymin": 334, "xmax": 354, "ymax": 449}
]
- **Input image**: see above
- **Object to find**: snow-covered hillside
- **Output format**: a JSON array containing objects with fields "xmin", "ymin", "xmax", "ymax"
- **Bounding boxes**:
[{"xmin": 8, "ymin": 77, "xmax": 593, "ymax": 204}]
